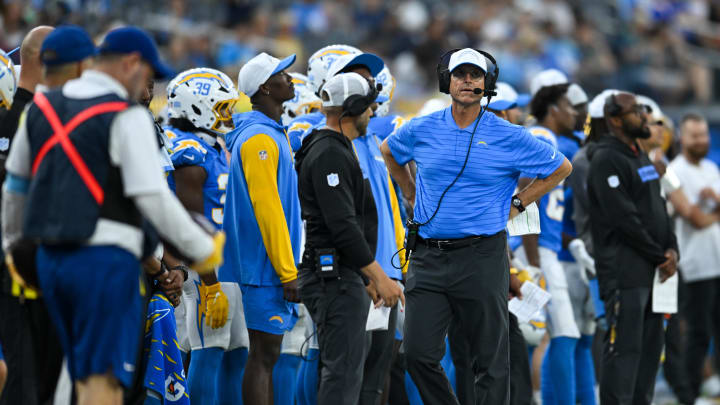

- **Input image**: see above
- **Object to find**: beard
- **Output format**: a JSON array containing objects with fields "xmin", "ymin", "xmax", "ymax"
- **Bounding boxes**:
[
  {"xmin": 687, "ymin": 145, "xmax": 709, "ymax": 161},
  {"xmin": 623, "ymin": 119, "xmax": 651, "ymax": 139}
]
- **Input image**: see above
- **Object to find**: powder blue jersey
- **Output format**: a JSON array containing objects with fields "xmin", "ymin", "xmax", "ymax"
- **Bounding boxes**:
[
  {"xmin": 557, "ymin": 131, "xmax": 585, "ymax": 261},
  {"xmin": 287, "ymin": 111, "xmax": 324, "ymax": 152},
  {"xmin": 165, "ymin": 127, "xmax": 229, "ymax": 230},
  {"xmin": 368, "ymin": 114, "xmax": 406, "ymax": 141},
  {"xmin": 520, "ymin": 126, "xmax": 565, "ymax": 253}
]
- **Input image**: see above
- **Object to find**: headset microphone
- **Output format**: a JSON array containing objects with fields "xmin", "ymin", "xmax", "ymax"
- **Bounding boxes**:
[{"xmin": 473, "ymin": 88, "xmax": 483, "ymax": 95}]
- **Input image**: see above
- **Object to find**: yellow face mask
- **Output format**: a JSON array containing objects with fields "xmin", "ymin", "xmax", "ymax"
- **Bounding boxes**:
[{"xmin": 212, "ymin": 98, "xmax": 239, "ymax": 131}]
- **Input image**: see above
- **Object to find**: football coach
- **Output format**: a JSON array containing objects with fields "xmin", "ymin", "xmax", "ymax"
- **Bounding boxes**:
[{"xmin": 380, "ymin": 48, "xmax": 573, "ymax": 405}]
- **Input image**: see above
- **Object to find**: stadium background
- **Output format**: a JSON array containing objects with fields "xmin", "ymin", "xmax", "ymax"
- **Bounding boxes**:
[
  {"xmin": 2, "ymin": 0, "xmax": 720, "ymax": 155},
  {"xmin": 1, "ymin": 0, "xmax": 719, "ymax": 403}
]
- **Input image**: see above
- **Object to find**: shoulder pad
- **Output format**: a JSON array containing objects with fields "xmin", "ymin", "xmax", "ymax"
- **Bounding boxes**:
[
  {"xmin": 288, "ymin": 121, "xmax": 313, "ymax": 136},
  {"xmin": 171, "ymin": 139, "xmax": 207, "ymax": 166}
]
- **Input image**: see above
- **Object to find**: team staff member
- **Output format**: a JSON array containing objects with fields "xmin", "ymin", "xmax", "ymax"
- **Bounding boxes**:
[
  {"xmin": 448, "ymin": 81, "xmax": 533, "ymax": 405},
  {"xmin": 223, "ymin": 52, "xmax": 301, "ymax": 405},
  {"xmin": 0, "ymin": 26, "xmax": 54, "ymax": 405},
  {"xmin": 587, "ymin": 92, "xmax": 678, "ymax": 405},
  {"xmin": 381, "ymin": 48, "xmax": 572, "ymax": 405},
  {"xmin": 3, "ymin": 27, "xmax": 224, "ymax": 404},
  {"xmin": 669, "ymin": 114, "xmax": 720, "ymax": 403},
  {"xmin": 0, "ymin": 25, "xmax": 100, "ymax": 405},
  {"xmin": 295, "ymin": 72, "xmax": 403, "ymax": 405}
]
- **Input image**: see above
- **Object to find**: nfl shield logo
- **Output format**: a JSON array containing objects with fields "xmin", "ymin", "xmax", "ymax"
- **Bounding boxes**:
[
  {"xmin": 327, "ymin": 173, "xmax": 339, "ymax": 187},
  {"xmin": 259, "ymin": 150, "xmax": 268, "ymax": 160}
]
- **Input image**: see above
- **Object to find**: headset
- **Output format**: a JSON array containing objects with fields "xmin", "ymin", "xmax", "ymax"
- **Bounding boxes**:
[
  {"xmin": 606, "ymin": 94, "xmax": 623, "ymax": 117},
  {"xmin": 392, "ymin": 49, "xmax": 500, "ymax": 271},
  {"xmin": 340, "ymin": 81, "xmax": 379, "ymax": 118},
  {"xmin": 436, "ymin": 48, "xmax": 499, "ymax": 97}
]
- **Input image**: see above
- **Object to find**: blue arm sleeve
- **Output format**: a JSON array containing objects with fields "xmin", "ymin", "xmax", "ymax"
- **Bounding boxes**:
[{"xmin": 4, "ymin": 172, "xmax": 30, "ymax": 194}]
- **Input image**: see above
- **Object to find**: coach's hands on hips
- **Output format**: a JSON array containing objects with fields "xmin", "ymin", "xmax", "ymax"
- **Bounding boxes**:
[
  {"xmin": 192, "ymin": 232, "xmax": 226, "ymax": 274},
  {"xmin": 658, "ymin": 249, "xmax": 678, "ymax": 283},
  {"xmin": 200, "ymin": 281, "xmax": 229, "ymax": 329},
  {"xmin": 282, "ymin": 279, "xmax": 300, "ymax": 303}
]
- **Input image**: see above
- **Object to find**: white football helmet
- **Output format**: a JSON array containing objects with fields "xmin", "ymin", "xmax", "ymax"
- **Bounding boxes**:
[
  {"xmin": 307, "ymin": 44, "xmax": 361, "ymax": 95},
  {"xmin": 374, "ymin": 66, "xmax": 396, "ymax": 117},
  {"xmin": 0, "ymin": 49, "xmax": 17, "ymax": 111},
  {"xmin": 166, "ymin": 68, "xmax": 239, "ymax": 135},
  {"xmin": 282, "ymin": 73, "xmax": 321, "ymax": 126}
]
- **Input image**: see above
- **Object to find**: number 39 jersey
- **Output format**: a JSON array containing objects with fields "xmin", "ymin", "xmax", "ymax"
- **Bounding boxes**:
[
  {"xmin": 164, "ymin": 126, "xmax": 229, "ymax": 231},
  {"xmin": 528, "ymin": 126, "xmax": 564, "ymax": 253}
]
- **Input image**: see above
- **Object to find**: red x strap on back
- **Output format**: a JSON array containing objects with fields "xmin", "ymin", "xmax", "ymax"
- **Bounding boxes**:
[{"xmin": 31, "ymin": 92, "xmax": 128, "ymax": 205}]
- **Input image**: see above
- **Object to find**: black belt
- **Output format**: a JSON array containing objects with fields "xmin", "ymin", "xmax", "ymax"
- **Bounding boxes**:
[{"xmin": 418, "ymin": 234, "xmax": 493, "ymax": 251}]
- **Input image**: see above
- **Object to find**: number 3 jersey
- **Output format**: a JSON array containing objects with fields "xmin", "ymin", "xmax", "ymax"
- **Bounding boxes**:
[
  {"xmin": 164, "ymin": 127, "xmax": 229, "ymax": 230},
  {"xmin": 510, "ymin": 126, "xmax": 564, "ymax": 253}
]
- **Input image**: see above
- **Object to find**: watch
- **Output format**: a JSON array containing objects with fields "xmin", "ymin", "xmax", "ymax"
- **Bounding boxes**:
[{"xmin": 511, "ymin": 195, "xmax": 525, "ymax": 213}]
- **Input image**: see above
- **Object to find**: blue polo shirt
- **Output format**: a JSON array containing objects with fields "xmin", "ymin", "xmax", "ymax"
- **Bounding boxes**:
[{"xmin": 386, "ymin": 107, "xmax": 565, "ymax": 239}]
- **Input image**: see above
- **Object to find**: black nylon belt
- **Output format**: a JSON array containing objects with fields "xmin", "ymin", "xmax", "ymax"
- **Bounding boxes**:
[{"xmin": 418, "ymin": 234, "xmax": 491, "ymax": 251}]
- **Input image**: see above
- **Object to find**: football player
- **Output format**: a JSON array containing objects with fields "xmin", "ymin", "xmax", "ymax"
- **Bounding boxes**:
[
  {"xmin": 164, "ymin": 68, "xmax": 249, "ymax": 405},
  {"xmin": 286, "ymin": 44, "xmax": 361, "ymax": 151}
]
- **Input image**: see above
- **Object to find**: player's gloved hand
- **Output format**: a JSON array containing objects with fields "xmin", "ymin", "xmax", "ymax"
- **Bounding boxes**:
[
  {"xmin": 200, "ymin": 281, "xmax": 229, "ymax": 329},
  {"xmin": 192, "ymin": 232, "xmax": 226, "ymax": 275},
  {"xmin": 568, "ymin": 239, "xmax": 596, "ymax": 278},
  {"xmin": 511, "ymin": 258, "xmax": 527, "ymax": 273}
]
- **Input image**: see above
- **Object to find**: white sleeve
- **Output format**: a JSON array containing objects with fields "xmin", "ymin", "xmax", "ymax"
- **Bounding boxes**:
[
  {"xmin": 661, "ymin": 166, "xmax": 682, "ymax": 195},
  {"xmin": 109, "ymin": 106, "xmax": 213, "ymax": 262},
  {"xmin": 5, "ymin": 110, "xmax": 31, "ymax": 177},
  {"xmin": 2, "ymin": 187, "xmax": 26, "ymax": 251},
  {"xmin": 109, "ymin": 106, "xmax": 168, "ymax": 196},
  {"xmin": 134, "ymin": 191, "xmax": 214, "ymax": 262}
]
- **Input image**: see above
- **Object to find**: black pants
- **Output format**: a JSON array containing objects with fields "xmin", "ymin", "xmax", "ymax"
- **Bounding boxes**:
[
  {"xmin": 0, "ymin": 290, "xmax": 63, "ymax": 405},
  {"xmin": 662, "ymin": 275, "xmax": 693, "ymax": 405},
  {"xmin": 360, "ymin": 303, "xmax": 399, "ymax": 405},
  {"xmin": 449, "ymin": 313, "xmax": 531, "ymax": 405},
  {"xmin": 300, "ymin": 272, "xmax": 370, "ymax": 405},
  {"xmin": 684, "ymin": 277, "xmax": 720, "ymax": 401},
  {"xmin": 600, "ymin": 286, "xmax": 664, "ymax": 405},
  {"xmin": 404, "ymin": 232, "xmax": 510, "ymax": 405}
]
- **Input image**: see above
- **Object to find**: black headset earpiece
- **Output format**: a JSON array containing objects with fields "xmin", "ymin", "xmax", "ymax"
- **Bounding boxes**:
[
  {"xmin": 607, "ymin": 94, "xmax": 622, "ymax": 116},
  {"xmin": 436, "ymin": 48, "xmax": 500, "ymax": 97},
  {"xmin": 341, "ymin": 83, "xmax": 379, "ymax": 117}
]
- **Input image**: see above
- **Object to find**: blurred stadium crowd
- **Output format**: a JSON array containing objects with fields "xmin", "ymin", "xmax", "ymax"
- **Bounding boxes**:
[{"xmin": 2, "ymin": 0, "xmax": 720, "ymax": 110}]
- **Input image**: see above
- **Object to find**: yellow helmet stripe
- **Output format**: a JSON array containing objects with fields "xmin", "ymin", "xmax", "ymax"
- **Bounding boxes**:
[
  {"xmin": 314, "ymin": 49, "xmax": 351, "ymax": 58},
  {"xmin": 176, "ymin": 72, "xmax": 224, "ymax": 86}
]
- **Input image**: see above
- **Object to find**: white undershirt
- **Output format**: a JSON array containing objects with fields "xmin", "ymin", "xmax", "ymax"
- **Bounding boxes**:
[{"xmin": 668, "ymin": 154, "xmax": 720, "ymax": 282}]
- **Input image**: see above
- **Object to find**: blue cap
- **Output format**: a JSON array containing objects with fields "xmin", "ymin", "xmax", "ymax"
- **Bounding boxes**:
[
  {"xmin": 515, "ymin": 93, "xmax": 531, "ymax": 108},
  {"xmin": 488, "ymin": 99, "xmax": 517, "ymax": 111},
  {"xmin": 271, "ymin": 54, "xmax": 296, "ymax": 76},
  {"xmin": 98, "ymin": 26, "xmax": 173, "ymax": 80},
  {"xmin": 327, "ymin": 53, "xmax": 385, "ymax": 79},
  {"xmin": 41, "ymin": 25, "xmax": 96, "ymax": 67}
]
